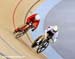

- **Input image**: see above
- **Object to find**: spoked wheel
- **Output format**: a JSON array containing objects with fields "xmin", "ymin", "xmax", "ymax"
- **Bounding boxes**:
[
  {"xmin": 37, "ymin": 40, "xmax": 49, "ymax": 53},
  {"xmin": 15, "ymin": 31, "xmax": 24, "ymax": 39}
]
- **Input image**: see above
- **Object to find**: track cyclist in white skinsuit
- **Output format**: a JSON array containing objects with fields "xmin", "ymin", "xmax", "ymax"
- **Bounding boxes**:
[
  {"xmin": 31, "ymin": 25, "xmax": 59, "ymax": 48},
  {"xmin": 45, "ymin": 25, "xmax": 58, "ymax": 43}
]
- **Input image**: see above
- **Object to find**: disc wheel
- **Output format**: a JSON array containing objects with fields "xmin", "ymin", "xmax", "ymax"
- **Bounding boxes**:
[
  {"xmin": 31, "ymin": 35, "xmax": 44, "ymax": 48},
  {"xmin": 31, "ymin": 40, "xmax": 37, "ymax": 48},
  {"xmin": 15, "ymin": 32, "xmax": 24, "ymax": 38}
]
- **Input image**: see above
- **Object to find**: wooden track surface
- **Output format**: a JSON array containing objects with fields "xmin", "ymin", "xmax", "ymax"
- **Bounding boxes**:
[{"xmin": 0, "ymin": 0, "xmax": 47, "ymax": 59}]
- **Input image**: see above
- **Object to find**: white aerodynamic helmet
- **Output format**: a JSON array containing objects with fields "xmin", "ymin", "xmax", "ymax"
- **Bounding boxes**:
[
  {"xmin": 52, "ymin": 25, "xmax": 58, "ymax": 32},
  {"xmin": 35, "ymin": 14, "xmax": 40, "ymax": 20}
]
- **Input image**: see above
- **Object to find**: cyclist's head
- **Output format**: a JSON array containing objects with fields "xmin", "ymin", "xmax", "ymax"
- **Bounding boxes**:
[
  {"xmin": 52, "ymin": 25, "xmax": 58, "ymax": 32},
  {"xmin": 47, "ymin": 25, "xmax": 58, "ymax": 32},
  {"xmin": 35, "ymin": 14, "xmax": 40, "ymax": 20}
]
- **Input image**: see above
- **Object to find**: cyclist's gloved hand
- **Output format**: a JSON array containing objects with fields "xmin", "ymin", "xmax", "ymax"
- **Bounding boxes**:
[{"xmin": 32, "ymin": 29, "xmax": 35, "ymax": 31}]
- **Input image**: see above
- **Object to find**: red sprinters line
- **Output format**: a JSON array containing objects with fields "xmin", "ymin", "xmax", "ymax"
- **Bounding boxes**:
[{"xmin": 12, "ymin": 0, "xmax": 23, "ymax": 29}]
